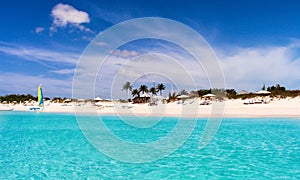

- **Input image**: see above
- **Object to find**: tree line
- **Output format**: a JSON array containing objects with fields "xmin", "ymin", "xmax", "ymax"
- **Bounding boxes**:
[
  {"xmin": 0, "ymin": 94, "xmax": 52, "ymax": 103},
  {"xmin": 123, "ymin": 82, "xmax": 300, "ymax": 100},
  {"xmin": 1, "ymin": 84, "xmax": 299, "ymax": 103}
]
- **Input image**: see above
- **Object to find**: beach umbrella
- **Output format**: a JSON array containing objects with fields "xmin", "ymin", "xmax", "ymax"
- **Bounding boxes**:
[
  {"xmin": 202, "ymin": 94, "xmax": 216, "ymax": 97},
  {"xmin": 177, "ymin": 94, "xmax": 189, "ymax": 103},
  {"xmin": 177, "ymin": 94, "xmax": 189, "ymax": 99},
  {"xmin": 255, "ymin": 90, "xmax": 271, "ymax": 95},
  {"xmin": 94, "ymin": 97, "xmax": 103, "ymax": 101}
]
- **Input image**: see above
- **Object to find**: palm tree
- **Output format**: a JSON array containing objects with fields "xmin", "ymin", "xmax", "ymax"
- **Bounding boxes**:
[
  {"xmin": 178, "ymin": 89, "xmax": 188, "ymax": 95},
  {"xmin": 131, "ymin": 89, "xmax": 140, "ymax": 97},
  {"xmin": 149, "ymin": 87, "xmax": 157, "ymax": 96},
  {"xmin": 122, "ymin": 82, "xmax": 132, "ymax": 100},
  {"xmin": 156, "ymin": 83, "xmax": 165, "ymax": 96},
  {"xmin": 139, "ymin": 85, "xmax": 148, "ymax": 94},
  {"xmin": 262, "ymin": 83, "xmax": 266, "ymax": 90}
]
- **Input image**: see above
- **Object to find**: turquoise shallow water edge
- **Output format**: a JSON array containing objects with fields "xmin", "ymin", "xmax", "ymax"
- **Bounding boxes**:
[{"xmin": 0, "ymin": 111, "xmax": 299, "ymax": 179}]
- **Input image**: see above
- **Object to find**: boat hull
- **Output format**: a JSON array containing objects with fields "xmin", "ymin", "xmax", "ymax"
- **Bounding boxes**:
[{"xmin": 29, "ymin": 107, "xmax": 44, "ymax": 111}]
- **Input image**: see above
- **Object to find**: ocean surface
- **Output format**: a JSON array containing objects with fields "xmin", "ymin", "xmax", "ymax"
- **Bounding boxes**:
[{"xmin": 0, "ymin": 112, "xmax": 299, "ymax": 179}]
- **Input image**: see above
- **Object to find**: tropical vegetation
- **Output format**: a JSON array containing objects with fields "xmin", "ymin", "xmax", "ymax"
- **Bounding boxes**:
[
  {"xmin": 149, "ymin": 87, "xmax": 157, "ymax": 96},
  {"xmin": 122, "ymin": 81, "xmax": 132, "ymax": 100},
  {"xmin": 0, "ymin": 94, "xmax": 50, "ymax": 103},
  {"xmin": 1, "ymin": 83, "xmax": 299, "ymax": 104},
  {"xmin": 139, "ymin": 85, "xmax": 148, "ymax": 94},
  {"xmin": 156, "ymin": 83, "xmax": 165, "ymax": 95},
  {"xmin": 131, "ymin": 89, "xmax": 140, "ymax": 97}
]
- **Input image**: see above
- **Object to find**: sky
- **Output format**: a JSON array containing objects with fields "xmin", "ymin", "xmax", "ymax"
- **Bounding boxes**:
[{"xmin": 1, "ymin": 0, "xmax": 300, "ymax": 99}]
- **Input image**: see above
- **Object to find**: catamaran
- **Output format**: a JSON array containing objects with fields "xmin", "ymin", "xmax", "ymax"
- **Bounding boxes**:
[{"xmin": 29, "ymin": 84, "xmax": 44, "ymax": 111}]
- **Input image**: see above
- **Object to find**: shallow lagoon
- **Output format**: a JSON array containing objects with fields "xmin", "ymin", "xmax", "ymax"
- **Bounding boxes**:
[{"xmin": 0, "ymin": 112, "xmax": 299, "ymax": 179}]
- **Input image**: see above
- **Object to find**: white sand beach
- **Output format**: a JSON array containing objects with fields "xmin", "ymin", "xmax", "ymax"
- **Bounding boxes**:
[{"xmin": 5, "ymin": 96, "xmax": 300, "ymax": 118}]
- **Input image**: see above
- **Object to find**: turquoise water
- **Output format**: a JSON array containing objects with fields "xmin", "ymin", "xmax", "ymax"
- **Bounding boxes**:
[{"xmin": 0, "ymin": 112, "xmax": 299, "ymax": 179}]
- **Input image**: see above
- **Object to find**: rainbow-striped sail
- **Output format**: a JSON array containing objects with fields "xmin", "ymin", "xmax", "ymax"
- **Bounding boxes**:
[{"xmin": 37, "ymin": 84, "xmax": 44, "ymax": 107}]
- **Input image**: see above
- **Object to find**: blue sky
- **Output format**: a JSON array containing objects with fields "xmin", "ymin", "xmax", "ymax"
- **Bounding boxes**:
[{"xmin": 1, "ymin": 0, "xmax": 300, "ymax": 98}]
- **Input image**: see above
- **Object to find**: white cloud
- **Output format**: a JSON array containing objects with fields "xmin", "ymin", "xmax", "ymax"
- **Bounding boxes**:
[
  {"xmin": 95, "ymin": 41, "xmax": 108, "ymax": 47},
  {"xmin": 218, "ymin": 42, "xmax": 300, "ymax": 91},
  {"xmin": 51, "ymin": 3, "xmax": 91, "ymax": 32},
  {"xmin": 112, "ymin": 49, "xmax": 138, "ymax": 58},
  {"xmin": 35, "ymin": 27, "xmax": 44, "ymax": 34},
  {"xmin": 0, "ymin": 42, "xmax": 79, "ymax": 65},
  {"xmin": 51, "ymin": 68, "xmax": 75, "ymax": 75}
]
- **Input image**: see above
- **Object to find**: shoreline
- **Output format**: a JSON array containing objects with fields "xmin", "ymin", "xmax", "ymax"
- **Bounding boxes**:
[
  {"xmin": 8, "ymin": 110, "xmax": 300, "ymax": 118},
  {"xmin": 2, "ymin": 97, "xmax": 300, "ymax": 118}
]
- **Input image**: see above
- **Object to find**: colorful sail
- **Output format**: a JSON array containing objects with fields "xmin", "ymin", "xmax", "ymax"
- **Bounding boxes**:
[{"xmin": 37, "ymin": 84, "xmax": 44, "ymax": 107}]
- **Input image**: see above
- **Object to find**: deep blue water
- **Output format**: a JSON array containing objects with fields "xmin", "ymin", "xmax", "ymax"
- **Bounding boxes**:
[{"xmin": 0, "ymin": 112, "xmax": 299, "ymax": 179}]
